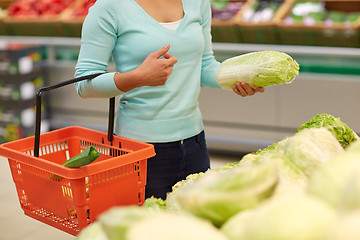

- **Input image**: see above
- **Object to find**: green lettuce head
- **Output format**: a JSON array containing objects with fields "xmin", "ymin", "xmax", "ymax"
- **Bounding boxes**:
[
  {"xmin": 143, "ymin": 196, "xmax": 167, "ymax": 211},
  {"xmin": 307, "ymin": 140, "xmax": 360, "ymax": 211},
  {"xmin": 77, "ymin": 222, "xmax": 108, "ymax": 240},
  {"xmin": 323, "ymin": 211, "xmax": 360, "ymax": 240},
  {"xmin": 173, "ymin": 160, "xmax": 279, "ymax": 227},
  {"xmin": 284, "ymin": 128, "xmax": 344, "ymax": 178},
  {"xmin": 221, "ymin": 192, "xmax": 336, "ymax": 240},
  {"xmin": 297, "ymin": 113, "xmax": 359, "ymax": 149},
  {"xmin": 98, "ymin": 206, "xmax": 227, "ymax": 240},
  {"xmin": 216, "ymin": 51, "xmax": 299, "ymax": 89}
]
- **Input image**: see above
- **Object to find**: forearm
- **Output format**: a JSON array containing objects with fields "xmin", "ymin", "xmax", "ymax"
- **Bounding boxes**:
[{"xmin": 114, "ymin": 70, "xmax": 143, "ymax": 92}]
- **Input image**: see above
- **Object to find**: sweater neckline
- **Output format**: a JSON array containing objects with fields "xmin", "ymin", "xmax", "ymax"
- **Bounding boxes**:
[{"xmin": 131, "ymin": 0, "xmax": 187, "ymax": 33}]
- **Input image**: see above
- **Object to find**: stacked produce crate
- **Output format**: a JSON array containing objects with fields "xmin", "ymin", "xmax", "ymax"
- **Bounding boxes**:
[
  {"xmin": 210, "ymin": 0, "xmax": 360, "ymax": 47},
  {"xmin": 211, "ymin": 0, "xmax": 246, "ymax": 43},
  {"xmin": 278, "ymin": 0, "xmax": 360, "ymax": 47},
  {"xmin": 234, "ymin": 0, "xmax": 291, "ymax": 44},
  {"xmin": 0, "ymin": 44, "xmax": 49, "ymax": 143},
  {"xmin": 0, "ymin": 0, "xmax": 94, "ymax": 37},
  {"xmin": 210, "ymin": 0, "xmax": 292, "ymax": 43}
]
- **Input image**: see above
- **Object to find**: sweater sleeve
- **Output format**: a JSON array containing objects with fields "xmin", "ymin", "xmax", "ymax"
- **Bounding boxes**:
[
  {"xmin": 75, "ymin": 0, "xmax": 124, "ymax": 98},
  {"xmin": 199, "ymin": 0, "xmax": 221, "ymax": 89}
]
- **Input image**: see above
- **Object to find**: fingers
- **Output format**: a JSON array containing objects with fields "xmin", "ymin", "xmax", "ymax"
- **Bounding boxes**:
[
  {"xmin": 233, "ymin": 82, "xmax": 264, "ymax": 97},
  {"xmin": 253, "ymin": 86, "xmax": 265, "ymax": 93},
  {"xmin": 149, "ymin": 44, "xmax": 177, "ymax": 67},
  {"xmin": 150, "ymin": 44, "xmax": 170, "ymax": 59},
  {"xmin": 163, "ymin": 53, "xmax": 178, "ymax": 66},
  {"xmin": 233, "ymin": 82, "xmax": 254, "ymax": 97}
]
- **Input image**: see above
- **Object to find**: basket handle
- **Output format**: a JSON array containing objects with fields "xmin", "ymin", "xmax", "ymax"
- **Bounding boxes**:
[{"xmin": 34, "ymin": 73, "xmax": 115, "ymax": 157}]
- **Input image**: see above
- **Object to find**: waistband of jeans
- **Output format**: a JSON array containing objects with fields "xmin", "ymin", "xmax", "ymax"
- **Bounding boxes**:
[{"xmin": 149, "ymin": 131, "xmax": 204, "ymax": 148}]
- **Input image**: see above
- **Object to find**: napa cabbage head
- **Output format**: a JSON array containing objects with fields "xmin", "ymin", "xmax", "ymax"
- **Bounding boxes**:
[
  {"xmin": 125, "ymin": 212, "xmax": 228, "ymax": 240},
  {"xmin": 143, "ymin": 196, "xmax": 167, "ymax": 211},
  {"xmin": 239, "ymin": 149, "xmax": 307, "ymax": 193},
  {"xmin": 283, "ymin": 128, "xmax": 344, "ymax": 178},
  {"xmin": 323, "ymin": 211, "xmax": 360, "ymax": 240},
  {"xmin": 99, "ymin": 206, "xmax": 155, "ymax": 240},
  {"xmin": 297, "ymin": 113, "xmax": 359, "ymax": 149},
  {"xmin": 307, "ymin": 140, "xmax": 360, "ymax": 211},
  {"xmin": 166, "ymin": 171, "xmax": 207, "ymax": 212},
  {"xmin": 216, "ymin": 50, "xmax": 299, "ymax": 89},
  {"xmin": 77, "ymin": 222, "xmax": 109, "ymax": 240},
  {"xmin": 172, "ymin": 160, "xmax": 279, "ymax": 227},
  {"xmin": 98, "ymin": 205, "xmax": 227, "ymax": 240},
  {"xmin": 221, "ymin": 192, "xmax": 337, "ymax": 240}
]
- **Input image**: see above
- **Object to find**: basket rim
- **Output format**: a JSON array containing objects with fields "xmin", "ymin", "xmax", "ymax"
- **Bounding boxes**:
[{"xmin": 0, "ymin": 126, "xmax": 155, "ymax": 179}]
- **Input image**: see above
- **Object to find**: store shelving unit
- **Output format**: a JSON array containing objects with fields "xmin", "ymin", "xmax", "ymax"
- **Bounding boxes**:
[{"xmin": 0, "ymin": 45, "xmax": 50, "ymax": 143}]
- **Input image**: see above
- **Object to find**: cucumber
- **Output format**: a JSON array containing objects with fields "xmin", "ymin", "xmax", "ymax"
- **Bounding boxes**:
[
  {"xmin": 63, "ymin": 146, "xmax": 101, "ymax": 168},
  {"xmin": 49, "ymin": 146, "xmax": 101, "ymax": 181}
]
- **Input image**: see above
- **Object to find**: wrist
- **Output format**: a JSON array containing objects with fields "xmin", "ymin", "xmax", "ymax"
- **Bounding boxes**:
[{"xmin": 114, "ymin": 70, "xmax": 143, "ymax": 92}]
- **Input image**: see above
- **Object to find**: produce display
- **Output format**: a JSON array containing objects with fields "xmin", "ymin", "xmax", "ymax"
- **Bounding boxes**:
[
  {"xmin": 5, "ymin": 0, "xmax": 94, "ymax": 18},
  {"xmin": 283, "ymin": 1, "xmax": 360, "ymax": 26},
  {"xmin": 0, "ymin": 7, "xmax": 6, "ymax": 18},
  {"xmin": 211, "ymin": 0, "xmax": 244, "ymax": 20},
  {"xmin": 6, "ymin": 0, "xmax": 72, "ymax": 18},
  {"xmin": 216, "ymin": 50, "xmax": 300, "ymax": 89},
  {"xmin": 241, "ymin": 0, "xmax": 284, "ymax": 23},
  {"xmin": 60, "ymin": 0, "xmax": 95, "ymax": 19},
  {"xmin": 75, "ymin": 113, "xmax": 360, "ymax": 240}
]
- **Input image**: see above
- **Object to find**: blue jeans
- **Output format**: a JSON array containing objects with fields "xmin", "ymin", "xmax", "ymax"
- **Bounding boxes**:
[{"xmin": 145, "ymin": 131, "xmax": 210, "ymax": 200}]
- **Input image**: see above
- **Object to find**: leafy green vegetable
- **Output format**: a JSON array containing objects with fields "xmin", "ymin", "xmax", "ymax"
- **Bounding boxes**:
[
  {"xmin": 97, "ymin": 206, "xmax": 227, "ymax": 240},
  {"xmin": 307, "ymin": 140, "xmax": 360, "ymax": 211},
  {"xmin": 77, "ymin": 222, "xmax": 109, "ymax": 240},
  {"xmin": 143, "ymin": 196, "xmax": 167, "ymax": 211},
  {"xmin": 284, "ymin": 128, "xmax": 344, "ymax": 178},
  {"xmin": 166, "ymin": 172, "xmax": 207, "ymax": 212},
  {"xmin": 297, "ymin": 113, "xmax": 359, "ymax": 149},
  {"xmin": 173, "ymin": 160, "xmax": 279, "ymax": 227},
  {"xmin": 126, "ymin": 212, "xmax": 228, "ymax": 240},
  {"xmin": 221, "ymin": 192, "xmax": 336, "ymax": 240},
  {"xmin": 216, "ymin": 51, "xmax": 299, "ymax": 89},
  {"xmin": 99, "ymin": 206, "xmax": 154, "ymax": 240},
  {"xmin": 324, "ymin": 212, "xmax": 360, "ymax": 240}
]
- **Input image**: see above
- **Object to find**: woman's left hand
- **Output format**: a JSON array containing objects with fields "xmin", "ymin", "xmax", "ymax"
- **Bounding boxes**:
[{"xmin": 232, "ymin": 82, "xmax": 265, "ymax": 97}]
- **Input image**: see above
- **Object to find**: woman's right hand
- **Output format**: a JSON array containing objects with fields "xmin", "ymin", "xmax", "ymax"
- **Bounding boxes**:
[
  {"xmin": 136, "ymin": 44, "xmax": 177, "ymax": 86},
  {"xmin": 114, "ymin": 44, "xmax": 177, "ymax": 92}
]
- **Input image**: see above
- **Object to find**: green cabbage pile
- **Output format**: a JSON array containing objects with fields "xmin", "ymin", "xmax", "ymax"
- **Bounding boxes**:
[
  {"xmin": 216, "ymin": 50, "xmax": 300, "ymax": 89},
  {"xmin": 76, "ymin": 113, "xmax": 360, "ymax": 240}
]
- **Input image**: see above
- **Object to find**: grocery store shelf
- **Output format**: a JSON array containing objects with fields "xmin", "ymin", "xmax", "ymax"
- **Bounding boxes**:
[
  {"xmin": 1, "ymin": 36, "xmax": 360, "ymax": 57},
  {"xmin": 212, "ymin": 42, "xmax": 360, "ymax": 57},
  {"xmin": 0, "ymin": 36, "xmax": 81, "ymax": 46}
]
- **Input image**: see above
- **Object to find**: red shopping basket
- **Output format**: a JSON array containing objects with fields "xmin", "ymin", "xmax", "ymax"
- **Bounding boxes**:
[{"xmin": 0, "ymin": 73, "xmax": 155, "ymax": 236}]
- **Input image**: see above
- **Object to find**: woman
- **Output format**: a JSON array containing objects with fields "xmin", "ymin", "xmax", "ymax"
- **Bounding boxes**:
[{"xmin": 75, "ymin": 0, "xmax": 264, "ymax": 200}]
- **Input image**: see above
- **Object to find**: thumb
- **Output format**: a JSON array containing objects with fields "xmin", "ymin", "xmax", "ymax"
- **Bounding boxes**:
[{"xmin": 151, "ymin": 44, "xmax": 170, "ymax": 59}]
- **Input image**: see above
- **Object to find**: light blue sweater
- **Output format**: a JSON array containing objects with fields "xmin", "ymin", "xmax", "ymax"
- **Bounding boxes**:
[{"xmin": 75, "ymin": 0, "xmax": 221, "ymax": 143}]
